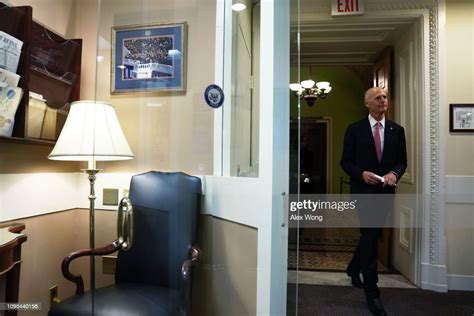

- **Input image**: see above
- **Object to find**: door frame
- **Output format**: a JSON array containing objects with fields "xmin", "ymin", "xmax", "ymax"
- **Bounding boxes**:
[
  {"xmin": 290, "ymin": 117, "xmax": 332, "ymax": 193},
  {"xmin": 293, "ymin": 1, "xmax": 447, "ymax": 291}
]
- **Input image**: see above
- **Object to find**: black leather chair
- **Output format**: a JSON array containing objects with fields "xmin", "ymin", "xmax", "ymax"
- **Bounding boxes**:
[{"xmin": 49, "ymin": 171, "xmax": 202, "ymax": 316}]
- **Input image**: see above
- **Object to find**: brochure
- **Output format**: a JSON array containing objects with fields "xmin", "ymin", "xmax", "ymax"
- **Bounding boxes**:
[
  {"xmin": 0, "ymin": 31, "xmax": 23, "ymax": 73},
  {"xmin": 0, "ymin": 68, "xmax": 20, "ymax": 87},
  {"xmin": 0, "ymin": 82, "xmax": 23, "ymax": 137}
]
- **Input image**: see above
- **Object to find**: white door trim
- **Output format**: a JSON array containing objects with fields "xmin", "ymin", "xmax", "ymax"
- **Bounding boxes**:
[{"xmin": 212, "ymin": 0, "xmax": 290, "ymax": 314}]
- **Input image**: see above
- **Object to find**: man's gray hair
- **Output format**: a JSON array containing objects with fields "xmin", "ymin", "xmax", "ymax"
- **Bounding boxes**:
[
  {"xmin": 364, "ymin": 90, "xmax": 371, "ymax": 102},
  {"xmin": 364, "ymin": 87, "xmax": 382, "ymax": 102}
]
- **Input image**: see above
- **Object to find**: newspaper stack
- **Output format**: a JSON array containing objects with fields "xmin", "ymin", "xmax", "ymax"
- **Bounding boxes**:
[{"xmin": 0, "ymin": 31, "xmax": 23, "ymax": 73}]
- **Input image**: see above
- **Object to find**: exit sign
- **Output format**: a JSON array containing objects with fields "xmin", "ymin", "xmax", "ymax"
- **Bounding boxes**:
[{"xmin": 332, "ymin": 0, "xmax": 364, "ymax": 16}]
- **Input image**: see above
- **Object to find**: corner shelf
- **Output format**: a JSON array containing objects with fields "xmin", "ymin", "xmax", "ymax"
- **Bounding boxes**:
[{"xmin": 0, "ymin": 135, "xmax": 55, "ymax": 146}]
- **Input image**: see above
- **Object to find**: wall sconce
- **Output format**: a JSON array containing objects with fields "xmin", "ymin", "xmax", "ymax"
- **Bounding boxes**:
[{"xmin": 289, "ymin": 69, "xmax": 332, "ymax": 107}]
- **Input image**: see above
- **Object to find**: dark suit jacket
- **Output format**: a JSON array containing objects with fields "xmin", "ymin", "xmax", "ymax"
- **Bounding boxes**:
[{"xmin": 340, "ymin": 117, "xmax": 407, "ymax": 194}]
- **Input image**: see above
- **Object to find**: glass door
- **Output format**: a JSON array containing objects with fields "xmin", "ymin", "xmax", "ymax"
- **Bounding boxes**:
[{"xmin": 287, "ymin": 0, "xmax": 302, "ymax": 314}]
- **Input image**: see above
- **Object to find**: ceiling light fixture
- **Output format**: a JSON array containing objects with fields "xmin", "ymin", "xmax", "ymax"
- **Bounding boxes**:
[
  {"xmin": 232, "ymin": 1, "xmax": 246, "ymax": 12},
  {"xmin": 289, "ymin": 67, "xmax": 332, "ymax": 107}
]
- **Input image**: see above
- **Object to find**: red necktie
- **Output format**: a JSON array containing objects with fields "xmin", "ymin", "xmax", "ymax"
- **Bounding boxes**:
[{"xmin": 374, "ymin": 122, "xmax": 382, "ymax": 162}]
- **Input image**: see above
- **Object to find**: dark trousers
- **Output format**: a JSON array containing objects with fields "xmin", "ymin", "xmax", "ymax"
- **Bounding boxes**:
[
  {"xmin": 347, "ymin": 227, "xmax": 383, "ymax": 298},
  {"xmin": 348, "ymin": 189, "xmax": 394, "ymax": 298}
]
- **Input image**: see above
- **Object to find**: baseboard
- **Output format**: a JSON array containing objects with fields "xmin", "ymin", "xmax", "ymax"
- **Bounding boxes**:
[
  {"xmin": 421, "ymin": 281, "xmax": 448, "ymax": 292},
  {"xmin": 447, "ymin": 274, "xmax": 474, "ymax": 291},
  {"xmin": 421, "ymin": 262, "xmax": 448, "ymax": 292}
]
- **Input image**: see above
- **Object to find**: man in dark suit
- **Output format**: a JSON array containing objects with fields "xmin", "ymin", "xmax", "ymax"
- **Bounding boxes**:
[{"xmin": 340, "ymin": 87, "xmax": 407, "ymax": 316}]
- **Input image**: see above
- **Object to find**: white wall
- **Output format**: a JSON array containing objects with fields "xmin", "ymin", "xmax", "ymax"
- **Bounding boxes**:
[
  {"xmin": 0, "ymin": 173, "xmax": 80, "ymax": 221},
  {"xmin": 10, "ymin": 0, "xmax": 76, "ymax": 37},
  {"xmin": 444, "ymin": 0, "xmax": 474, "ymax": 290}
]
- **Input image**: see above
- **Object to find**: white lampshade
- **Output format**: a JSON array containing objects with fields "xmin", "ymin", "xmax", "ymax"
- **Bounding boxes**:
[
  {"xmin": 289, "ymin": 83, "xmax": 302, "ymax": 92},
  {"xmin": 48, "ymin": 100, "xmax": 134, "ymax": 162},
  {"xmin": 301, "ymin": 79, "xmax": 315, "ymax": 89},
  {"xmin": 315, "ymin": 81, "xmax": 331, "ymax": 90}
]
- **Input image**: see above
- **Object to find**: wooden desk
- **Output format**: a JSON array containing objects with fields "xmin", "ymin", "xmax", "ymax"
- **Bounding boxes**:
[{"xmin": 0, "ymin": 223, "xmax": 27, "ymax": 316}]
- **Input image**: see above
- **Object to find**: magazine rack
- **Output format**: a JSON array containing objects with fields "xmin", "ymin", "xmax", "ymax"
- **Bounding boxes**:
[{"xmin": 0, "ymin": 2, "xmax": 82, "ymax": 144}]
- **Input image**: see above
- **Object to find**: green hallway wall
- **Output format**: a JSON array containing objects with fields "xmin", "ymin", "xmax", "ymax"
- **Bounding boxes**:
[{"xmin": 290, "ymin": 65, "xmax": 369, "ymax": 193}]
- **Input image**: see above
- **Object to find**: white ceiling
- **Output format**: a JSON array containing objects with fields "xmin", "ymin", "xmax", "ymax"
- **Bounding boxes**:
[{"xmin": 290, "ymin": 18, "xmax": 417, "ymax": 66}]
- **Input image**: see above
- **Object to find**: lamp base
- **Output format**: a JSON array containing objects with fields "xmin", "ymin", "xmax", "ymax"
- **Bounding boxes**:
[{"xmin": 81, "ymin": 169, "xmax": 102, "ymax": 293}]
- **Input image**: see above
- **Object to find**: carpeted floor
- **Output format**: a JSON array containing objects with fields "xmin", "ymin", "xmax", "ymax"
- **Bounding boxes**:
[
  {"xmin": 299, "ymin": 228, "xmax": 360, "ymax": 245},
  {"xmin": 287, "ymin": 284, "xmax": 474, "ymax": 316},
  {"xmin": 288, "ymin": 228, "xmax": 391, "ymax": 273},
  {"xmin": 288, "ymin": 244, "xmax": 390, "ymax": 273}
]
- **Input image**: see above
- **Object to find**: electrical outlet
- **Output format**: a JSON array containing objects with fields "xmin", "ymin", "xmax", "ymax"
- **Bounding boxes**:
[
  {"xmin": 49, "ymin": 285, "xmax": 61, "ymax": 306},
  {"xmin": 103, "ymin": 188, "xmax": 119, "ymax": 205},
  {"xmin": 103, "ymin": 255, "xmax": 117, "ymax": 274}
]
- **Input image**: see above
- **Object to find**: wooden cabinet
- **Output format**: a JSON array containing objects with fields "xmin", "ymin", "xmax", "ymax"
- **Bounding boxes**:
[{"xmin": 0, "ymin": 2, "xmax": 82, "ymax": 145}]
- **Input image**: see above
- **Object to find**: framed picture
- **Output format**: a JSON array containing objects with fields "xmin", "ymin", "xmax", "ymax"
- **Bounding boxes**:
[
  {"xmin": 449, "ymin": 104, "xmax": 474, "ymax": 132},
  {"xmin": 111, "ymin": 22, "xmax": 187, "ymax": 94}
]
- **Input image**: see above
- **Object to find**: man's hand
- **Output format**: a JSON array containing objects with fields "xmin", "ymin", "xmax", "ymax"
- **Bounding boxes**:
[
  {"xmin": 362, "ymin": 171, "xmax": 383, "ymax": 185},
  {"xmin": 383, "ymin": 172, "xmax": 397, "ymax": 187}
]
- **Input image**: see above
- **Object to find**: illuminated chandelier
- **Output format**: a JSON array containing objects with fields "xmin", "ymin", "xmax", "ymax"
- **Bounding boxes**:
[{"xmin": 289, "ymin": 69, "xmax": 332, "ymax": 107}]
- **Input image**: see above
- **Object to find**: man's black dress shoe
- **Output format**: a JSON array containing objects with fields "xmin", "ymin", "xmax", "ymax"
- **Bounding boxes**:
[
  {"xmin": 346, "ymin": 271, "xmax": 364, "ymax": 288},
  {"xmin": 366, "ymin": 297, "xmax": 387, "ymax": 316}
]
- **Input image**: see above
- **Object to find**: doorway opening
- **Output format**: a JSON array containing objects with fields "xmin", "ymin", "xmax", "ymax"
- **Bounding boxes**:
[{"xmin": 287, "ymin": 15, "xmax": 423, "ymax": 291}]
